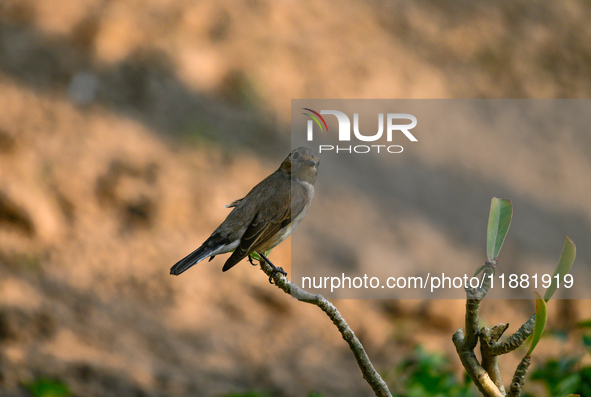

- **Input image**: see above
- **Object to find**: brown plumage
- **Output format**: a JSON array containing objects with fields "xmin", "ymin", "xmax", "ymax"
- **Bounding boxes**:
[{"xmin": 170, "ymin": 147, "xmax": 319, "ymax": 276}]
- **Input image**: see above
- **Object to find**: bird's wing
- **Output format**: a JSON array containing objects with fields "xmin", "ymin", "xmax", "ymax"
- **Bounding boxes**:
[
  {"xmin": 222, "ymin": 185, "xmax": 309, "ymax": 272},
  {"xmin": 221, "ymin": 210, "xmax": 287, "ymax": 272}
]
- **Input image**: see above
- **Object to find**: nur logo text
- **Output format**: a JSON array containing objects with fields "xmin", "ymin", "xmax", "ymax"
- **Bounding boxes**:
[{"xmin": 303, "ymin": 109, "xmax": 417, "ymax": 154}]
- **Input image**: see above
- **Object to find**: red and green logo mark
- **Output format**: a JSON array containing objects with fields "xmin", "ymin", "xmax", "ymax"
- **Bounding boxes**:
[{"xmin": 302, "ymin": 108, "xmax": 328, "ymax": 133}]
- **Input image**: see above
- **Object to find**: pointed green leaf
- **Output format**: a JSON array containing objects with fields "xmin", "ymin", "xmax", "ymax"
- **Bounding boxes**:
[
  {"xmin": 544, "ymin": 236, "xmax": 576, "ymax": 302},
  {"xmin": 473, "ymin": 265, "xmax": 486, "ymax": 277},
  {"xmin": 526, "ymin": 291, "xmax": 547, "ymax": 357},
  {"xmin": 486, "ymin": 198, "xmax": 512, "ymax": 261}
]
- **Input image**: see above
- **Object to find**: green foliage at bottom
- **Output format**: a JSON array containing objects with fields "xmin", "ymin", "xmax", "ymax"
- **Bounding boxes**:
[
  {"xmin": 222, "ymin": 391, "xmax": 268, "ymax": 397},
  {"xmin": 24, "ymin": 378, "xmax": 70, "ymax": 397},
  {"xmin": 527, "ymin": 356, "xmax": 591, "ymax": 397},
  {"xmin": 388, "ymin": 346, "xmax": 475, "ymax": 397},
  {"xmin": 220, "ymin": 391, "xmax": 322, "ymax": 397}
]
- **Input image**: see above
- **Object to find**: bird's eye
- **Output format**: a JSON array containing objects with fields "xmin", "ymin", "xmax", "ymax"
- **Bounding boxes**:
[{"xmin": 293, "ymin": 151, "xmax": 300, "ymax": 160}]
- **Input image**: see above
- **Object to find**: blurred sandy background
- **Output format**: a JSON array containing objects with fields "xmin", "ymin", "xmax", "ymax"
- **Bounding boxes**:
[{"xmin": 0, "ymin": 0, "xmax": 590, "ymax": 396}]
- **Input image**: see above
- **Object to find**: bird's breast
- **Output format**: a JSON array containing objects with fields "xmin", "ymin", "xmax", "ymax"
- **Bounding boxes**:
[
  {"xmin": 260, "ymin": 180, "xmax": 314, "ymax": 251},
  {"xmin": 274, "ymin": 182, "xmax": 314, "ymax": 244}
]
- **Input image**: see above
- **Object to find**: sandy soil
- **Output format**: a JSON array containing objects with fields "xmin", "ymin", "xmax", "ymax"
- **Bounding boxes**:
[{"xmin": 0, "ymin": 0, "xmax": 590, "ymax": 396}]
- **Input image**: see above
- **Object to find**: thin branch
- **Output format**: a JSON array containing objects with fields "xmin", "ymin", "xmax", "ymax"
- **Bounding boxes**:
[
  {"xmin": 503, "ymin": 314, "xmax": 536, "ymax": 397},
  {"xmin": 258, "ymin": 259, "xmax": 392, "ymax": 397},
  {"xmin": 488, "ymin": 314, "xmax": 536, "ymax": 356},
  {"xmin": 452, "ymin": 328, "xmax": 504, "ymax": 397},
  {"xmin": 480, "ymin": 324, "xmax": 509, "ymax": 394},
  {"xmin": 507, "ymin": 356, "xmax": 531, "ymax": 397},
  {"xmin": 453, "ymin": 324, "xmax": 504, "ymax": 397},
  {"xmin": 456, "ymin": 259, "xmax": 541, "ymax": 397},
  {"xmin": 480, "ymin": 313, "xmax": 537, "ymax": 397},
  {"xmin": 453, "ymin": 262, "xmax": 505, "ymax": 397}
]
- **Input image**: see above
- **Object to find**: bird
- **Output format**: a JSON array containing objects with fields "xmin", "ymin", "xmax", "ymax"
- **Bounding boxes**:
[{"xmin": 170, "ymin": 147, "xmax": 319, "ymax": 283}]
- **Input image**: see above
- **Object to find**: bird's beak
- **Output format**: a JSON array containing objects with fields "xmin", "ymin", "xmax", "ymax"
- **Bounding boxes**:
[{"xmin": 304, "ymin": 159, "xmax": 318, "ymax": 167}]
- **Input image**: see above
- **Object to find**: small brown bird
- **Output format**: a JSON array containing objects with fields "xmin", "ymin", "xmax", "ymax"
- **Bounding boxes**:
[{"xmin": 170, "ymin": 147, "xmax": 319, "ymax": 283}]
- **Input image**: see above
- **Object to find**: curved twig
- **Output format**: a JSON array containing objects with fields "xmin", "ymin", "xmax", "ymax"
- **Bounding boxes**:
[
  {"xmin": 507, "ymin": 356, "xmax": 531, "ymax": 397},
  {"xmin": 258, "ymin": 258, "xmax": 392, "ymax": 397}
]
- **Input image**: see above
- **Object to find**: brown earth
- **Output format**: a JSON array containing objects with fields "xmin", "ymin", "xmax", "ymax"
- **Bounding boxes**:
[{"xmin": 0, "ymin": 0, "xmax": 590, "ymax": 396}]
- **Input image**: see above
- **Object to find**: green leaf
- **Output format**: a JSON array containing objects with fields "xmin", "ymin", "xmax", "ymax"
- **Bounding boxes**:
[
  {"xmin": 526, "ymin": 291, "xmax": 548, "ymax": 357},
  {"xmin": 544, "ymin": 236, "xmax": 576, "ymax": 302},
  {"xmin": 473, "ymin": 265, "xmax": 486, "ymax": 277},
  {"xmin": 25, "ymin": 378, "xmax": 70, "ymax": 397},
  {"xmin": 486, "ymin": 198, "xmax": 512, "ymax": 261}
]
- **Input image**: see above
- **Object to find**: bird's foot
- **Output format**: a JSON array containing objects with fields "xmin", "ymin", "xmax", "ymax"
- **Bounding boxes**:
[
  {"xmin": 268, "ymin": 266, "xmax": 287, "ymax": 284},
  {"xmin": 248, "ymin": 255, "xmax": 258, "ymax": 266},
  {"xmin": 258, "ymin": 252, "xmax": 287, "ymax": 284}
]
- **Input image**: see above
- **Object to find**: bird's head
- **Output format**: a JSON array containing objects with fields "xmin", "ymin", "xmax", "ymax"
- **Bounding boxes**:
[{"xmin": 280, "ymin": 147, "xmax": 319, "ymax": 184}]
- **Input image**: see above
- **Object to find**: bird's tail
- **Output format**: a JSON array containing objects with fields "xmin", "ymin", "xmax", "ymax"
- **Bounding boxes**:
[{"xmin": 170, "ymin": 245, "xmax": 212, "ymax": 275}]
